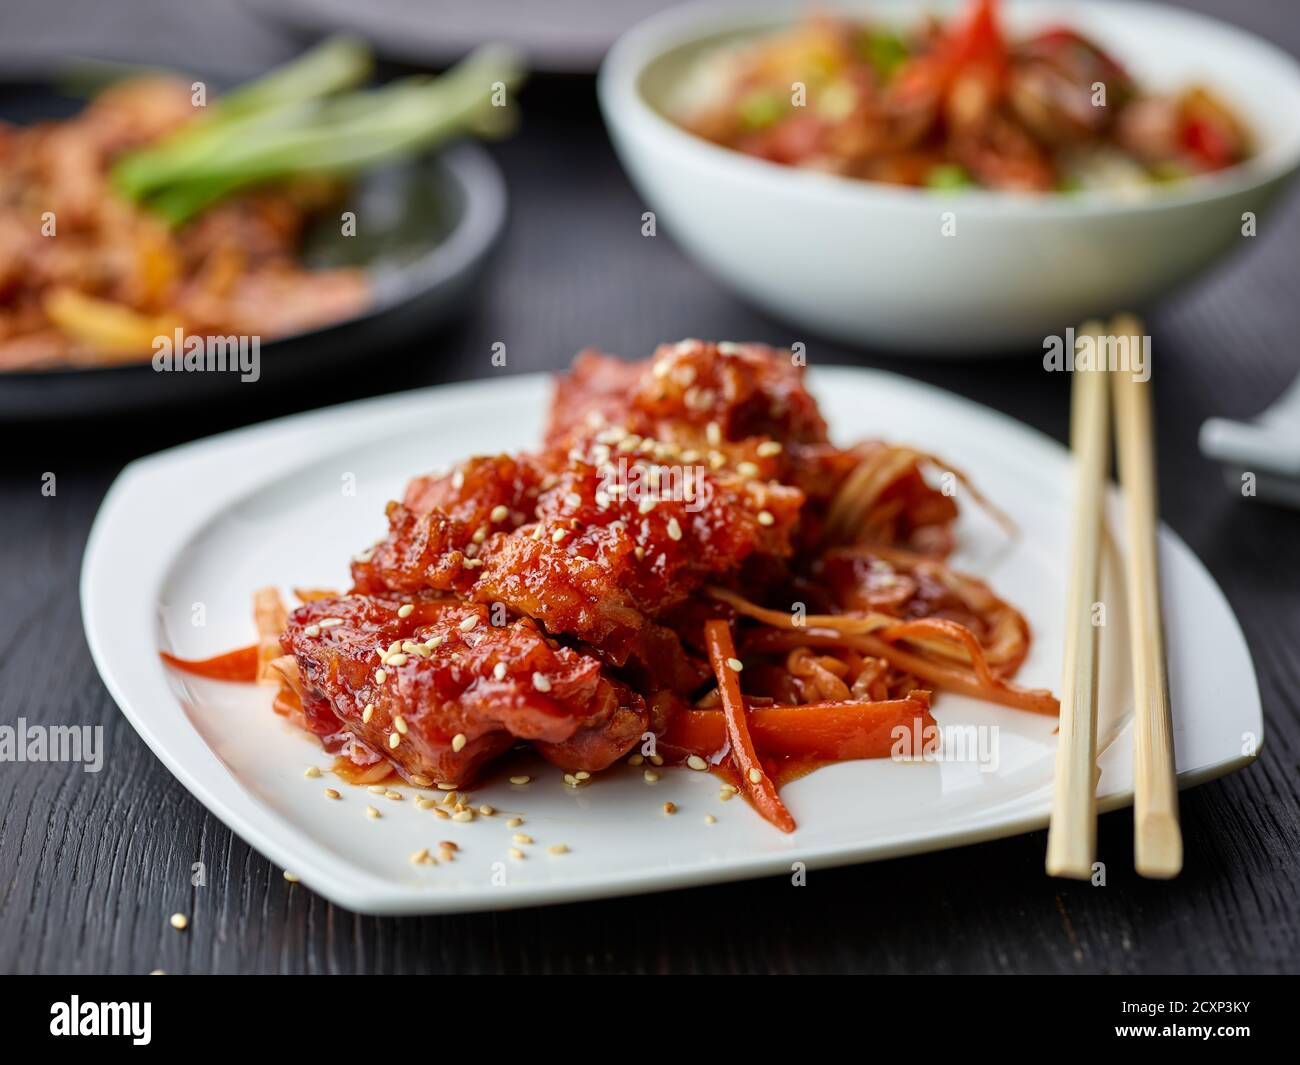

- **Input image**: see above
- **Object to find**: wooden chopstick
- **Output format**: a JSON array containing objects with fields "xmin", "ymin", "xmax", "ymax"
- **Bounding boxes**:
[
  {"xmin": 1110, "ymin": 314, "xmax": 1183, "ymax": 879},
  {"xmin": 1046, "ymin": 320, "xmax": 1110, "ymax": 880}
]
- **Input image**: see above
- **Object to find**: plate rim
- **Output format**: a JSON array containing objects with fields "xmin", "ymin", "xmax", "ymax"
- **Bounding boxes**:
[{"xmin": 80, "ymin": 365, "xmax": 1264, "ymax": 913}]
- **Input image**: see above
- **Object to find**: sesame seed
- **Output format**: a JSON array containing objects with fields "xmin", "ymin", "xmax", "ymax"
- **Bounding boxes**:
[
  {"xmin": 726, "ymin": 657, "xmax": 744, "ymax": 672},
  {"xmin": 366, "ymin": 806, "xmax": 381, "ymax": 819},
  {"xmin": 304, "ymin": 624, "xmax": 321, "ymax": 637},
  {"xmin": 551, "ymin": 527, "xmax": 569, "ymax": 543},
  {"xmin": 719, "ymin": 789, "xmax": 735, "ymax": 801},
  {"xmin": 385, "ymin": 790, "xmax": 402, "ymax": 801},
  {"xmin": 706, "ymin": 421, "xmax": 721, "ymax": 446},
  {"xmin": 506, "ymin": 817, "xmax": 524, "ymax": 828},
  {"xmin": 493, "ymin": 662, "xmax": 507, "ymax": 681},
  {"xmin": 666, "ymin": 518, "xmax": 682, "ymax": 541},
  {"xmin": 564, "ymin": 773, "xmax": 578, "ymax": 787},
  {"xmin": 757, "ymin": 441, "xmax": 783, "ymax": 457},
  {"xmin": 451, "ymin": 733, "xmax": 467, "ymax": 753},
  {"xmin": 425, "ymin": 636, "xmax": 445, "ymax": 649},
  {"xmin": 479, "ymin": 804, "xmax": 495, "ymax": 816},
  {"xmin": 319, "ymin": 618, "xmax": 344, "ymax": 628},
  {"xmin": 433, "ymin": 807, "xmax": 450, "ymax": 820},
  {"xmin": 547, "ymin": 844, "xmax": 569, "ymax": 855},
  {"xmin": 283, "ymin": 871, "xmax": 300, "ymax": 883},
  {"xmin": 360, "ymin": 704, "xmax": 374, "ymax": 723},
  {"xmin": 410, "ymin": 774, "xmax": 432, "ymax": 787},
  {"xmin": 748, "ymin": 767, "xmax": 763, "ymax": 784},
  {"xmin": 324, "ymin": 788, "xmax": 341, "ymax": 800},
  {"xmin": 169, "ymin": 913, "xmax": 188, "ymax": 931},
  {"xmin": 509, "ymin": 775, "xmax": 530, "ymax": 785},
  {"xmin": 458, "ymin": 615, "xmax": 478, "ymax": 632},
  {"xmin": 417, "ymin": 798, "xmax": 436, "ymax": 810},
  {"xmin": 452, "ymin": 809, "xmax": 474, "ymax": 822},
  {"xmin": 574, "ymin": 770, "xmax": 591, "ymax": 781},
  {"xmin": 388, "ymin": 733, "xmax": 401, "ymax": 749},
  {"xmin": 374, "ymin": 668, "xmax": 387, "ymax": 684},
  {"xmin": 628, "ymin": 754, "xmax": 644, "ymax": 766},
  {"xmin": 490, "ymin": 504, "xmax": 509, "ymax": 523},
  {"xmin": 532, "ymin": 673, "xmax": 552, "ymax": 693},
  {"xmin": 757, "ymin": 510, "xmax": 775, "ymax": 526},
  {"xmin": 368, "ymin": 785, "xmax": 387, "ymax": 794},
  {"xmin": 687, "ymin": 755, "xmax": 708, "ymax": 771},
  {"xmin": 704, "ymin": 814, "xmax": 717, "ymax": 824},
  {"xmin": 513, "ymin": 833, "xmax": 533, "ymax": 845},
  {"xmin": 663, "ymin": 802, "xmax": 677, "ymax": 815},
  {"xmin": 508, "ymin": 847, "xmax": 525, "ymax": 861},
  {"xmin": 393, "ymin": 715, "xmax": 408, "ymax": 735},
  {"xmin": 452, "ymin": 470, "xmax": 465, "ymax": 489},
  {"xmin": 737, "ymin": 461, "xmax": 759, "ymax": 478},
  {"xmin": 437, "ymin": 782, "xmax": 459, "ymax": 791},
  {"xmin": 387, "ymin": 653, "xmax": 409, "ymax": 667},
  {"xmin": 634, "ymin": 546, "xmax": 646, "ymax": 561},
  {"xmin": 638, "ymin": 496, "xmax": 656, "ymax": 515},
  {"xmin": 304, "ymin": 766, "xmax": 321, "ymax": 779},
  {"xmin": 644, "ymin": 769, "xmax": 660, "ymax": 783},
  {"xmin": 410, "ymin": 848, "xmax": 430, "ymax": 865},
  {"xmin": 397, "ymin": 603, "xmax": 414, "ymax": 619},
  {"xmin": 649, "ymin": 753, "xmax": 664, "ymax": 766}
]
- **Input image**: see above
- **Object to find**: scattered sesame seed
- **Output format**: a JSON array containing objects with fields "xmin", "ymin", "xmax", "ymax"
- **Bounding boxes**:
[
  {"xmin": 478, "ymin": 804, "xmax": 495, "ymax": 816},
  {"xmin": 575, "ymin": 770, "xmax": 591, "ymax": 781},
  {"xmin": 374, "ymin": 668, "xmax": 387, "ymax": 684},
  {"xmin": 628, "ymin": 754, "xmax": 644, "ymax": 766},
  {"xmin": 437, "ymin": 782, "xmax": 459, "ymax": 791},
  {"xmin": 410, "ymin": 848, "xmax": 431, "ymax": 865},
  {"xmin": 704, "ymin": 814, "xmax": 717, "ymax": 825},
  {"xmin": 458, "ymin": 615, "xmax": 478, "ymax": 632},
  {"xmin": 726, "ymin": 657, "xmax": 744, "ymax": 672},
  {"xmin": 508, "ymin": 848, "xmax": 525, "ymax": 861},
  {"xmin": 757, "ymin": 510, "xmax": 775, "ymax": 527},
  {"xmin": 490, "ymin": 504, "xmax": 510, "ymax": 523},
  {"xmin": 417, "ymin": 798, "xmax": 436, "ymax": 810},
  {"xmin": 304, "ymin": 766, "xmax": 321, "ymax": 779},
  {"xmin": 397, "ymin": 603, "xmax": 414, "ymax": 619},
  {"xmin": 386, "ymin": 653, "xmax": 408, "ymax": 667},
  {"xmin": 757, "ymin": 441, "xmax": 783, "ymax": 457},
  {"xmin": 426, "ymin": 636, "xmax": 445, "ymax": 649},
  {"xmin": 509, "ymin": 775, "xmax": 530, "ymax": 785},
  {"xmin": 304, "ymin": 624, "xmax": 321, "ymax": 637},
  {"xmin": 324, "ymin": 787, "xmax": 341, "ymax": 800},
  {"xmin": 362, "ymin": 703, "xmax": 375, "ymax": 723},
  {"xmin": 433, "ymin": 807, "xmax": 450, "ymax": 820},
  {"xmin": 532, "ymin": 673, "xmax": 552, "ymax": 693},
  {"xmin": 649, "ymin": 753, "xmax": 664, "ymax": 766},
  {"xmin": 564, "ymin": 773, "xmax": 578, "ymax": 787},
  {"xmin": 366, "ymin": 806, "xmax": 381, "ymax": 819},
  {"xmin": 666, "ymin": 517, "xmax": 682, "ymax": 541},
  {"xmin": 452, "ymin": 470, "xmax": 465, "ymax": 489},
  {"xmin": 410, "ymin": 774, "xmax": 432, "ymax": 787},
  {"xmin": 547, "ymin": 844, "xmax": 569, "ymax": 856},
  {"xmin": 719, "ymin": 789, "xmax": 735, "ymax": 801},
  {"xmin": 319, "ymin": 618, "xmax": 344, "ymax": 628},
  {"xmin": 283, "ymin": 871, "xmax": 300, "ymax": 883},
  {"xmin": 451, "ymin": 733, "xmax": 467, "ymax": 753},
  {"xmin": 506, "ymin": 817, "xmax": 524, "ymax": 828},
  {"xmin": 644, "ymin": 769, "xmax": 660, "ymax": 783},
  {"xmin": 663, "ymin": 802, "xmax": 677, "ymax": 815},
  {"xmin": 367, "ymin": 785, "xmax": 387, "ymax": 794},
  {"xmin": 169, "ymin": 913, "xmax": 188, "ymax": 931},
  {"xmin": 513, "ymin": 833, "xmax": 533, "ymax": 845},
  {"xmin": 551, "ymin": 527, "xmax": 569, "ymax": 543},
  {"xmin": 388, "ymin": 733, "xmax": 401, "ymax": 750},
  {"xmin": 452, "ymin": 809, "xmax": 474, "ymax": 823},
  {"xmin": 687, "ymin": 755, "xmax": 708, "ymax": 771},
  {"xmin": 393, "ymin": 715, "xmax": 408, "ymax": 735},
  {"xmin": 737, "ymin": 461, "xmax": 759, "ymax": 478},
  {"xmin": 493, "ymin": 662, "xmax": 507, "ymax": 681},
  {"xmin": 440, "ymin": 840, "xmax": 459, "ymax": 852},
  {"xmin": 748, "ymin": 767, "xmax": 763, "ymax": 784},
  {"xmin": 385, "ymin": 790, "xmax": 402, "ymax": 801}
]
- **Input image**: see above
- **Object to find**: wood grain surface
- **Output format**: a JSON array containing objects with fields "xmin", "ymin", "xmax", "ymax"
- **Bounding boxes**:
[{"xmin": 1, "ymin": 0, "xmax": 1297, "ymax": 974}]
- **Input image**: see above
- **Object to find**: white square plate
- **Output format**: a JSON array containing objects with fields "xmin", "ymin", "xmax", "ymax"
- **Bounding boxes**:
[{"xmin": 81, "ymin": 368, "xmax": 1262, "ymax": 913}]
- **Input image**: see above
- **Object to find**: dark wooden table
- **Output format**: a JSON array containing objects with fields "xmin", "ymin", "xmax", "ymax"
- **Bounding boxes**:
[{"xmin": 2, "ymin": 0, "xmax": 1298, "ymax": 975}]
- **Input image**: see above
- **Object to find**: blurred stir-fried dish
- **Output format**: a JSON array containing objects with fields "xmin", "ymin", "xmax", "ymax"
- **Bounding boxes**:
[
  {"xmin": 0, "ymin": 40, "xmax": 522, "ymax": 371},
  {"xmin": 674, "ymin": 0, "xmax": 1251, "ymax": 192}
]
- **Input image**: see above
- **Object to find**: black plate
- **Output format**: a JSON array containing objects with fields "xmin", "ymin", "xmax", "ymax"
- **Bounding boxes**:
[{"xmin": 0, "ymin": 79, "xmax": 507, "ymax": 420}]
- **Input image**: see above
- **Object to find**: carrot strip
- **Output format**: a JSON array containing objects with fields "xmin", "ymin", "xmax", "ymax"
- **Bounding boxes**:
[
  {"xmin": 703, "ymin": 619, "xmax": 796, "ymax": 833},
  {"xmin": 663, "ymin": 694, "xmax": 936, "ymax": 763},
  {"xmin": 159, "ymin": 644, "xmax": 259, "ymax": 682}
]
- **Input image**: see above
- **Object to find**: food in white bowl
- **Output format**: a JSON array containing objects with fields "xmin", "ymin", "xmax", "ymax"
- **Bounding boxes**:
[{"xmin": 598, "ymin": 0, "xmax": 1300, "ymax": 353}]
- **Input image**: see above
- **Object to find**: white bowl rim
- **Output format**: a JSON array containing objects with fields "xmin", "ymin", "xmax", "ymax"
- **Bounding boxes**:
[{"xmin": 599, "ymin": 0, "xmax": 1300, "ymax": 218}]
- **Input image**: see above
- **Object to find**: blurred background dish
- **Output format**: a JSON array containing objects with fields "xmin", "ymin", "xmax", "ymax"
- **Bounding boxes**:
[
  {"xmin": 0, "ymin": 45, "xmax": 516, "ymax": 417},
  {"xmin": 600, "ymin": 0, "xmax": 1300, "ymax": 352},
  {"xmin": 239, "ymin": 0, "xmax": 681, "ymax": 73}
]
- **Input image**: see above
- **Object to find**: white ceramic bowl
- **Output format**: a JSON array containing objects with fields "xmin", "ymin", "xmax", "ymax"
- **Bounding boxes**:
[{"xmin": 599, "ymin": 0, "xmax": 1300, "ymax": 354}]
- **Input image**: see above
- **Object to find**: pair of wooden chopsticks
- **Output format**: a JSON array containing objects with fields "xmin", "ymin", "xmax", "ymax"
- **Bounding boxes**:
[{"xmin": 1045, "ymin": 315, "xmax": 1182, "ymax": 881}]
